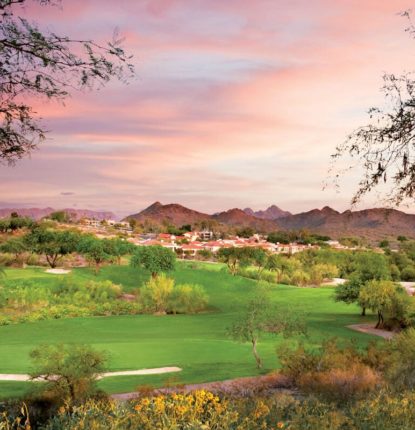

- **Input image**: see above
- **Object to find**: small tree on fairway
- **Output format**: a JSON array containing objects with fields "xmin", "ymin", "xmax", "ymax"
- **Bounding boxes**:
[
  {"xmin": 30, "ymin": 344, "xmax": 107, "ymax": 404},
  {"xmin": 217, "ymin": 247, "xmax": 253, "ymax": 276},
  {"xmin": 229, "ymin": 288, "xmax": 306, "ymax": 368},
  {"xmin": 0, "ymin": 236, "xmax": 27, "ymax": 266},
  {"xmin": 103, "ymin": 238, "xmax": 135, "ymax": 265},
  {"xmin": 130, "ymin": 245, "xmax": 176, "ymax": 278},
  {"xmin": 25, "ymin": 228, "xmax": 80, "ymax": 268},
  {"xmin": 77, "ymin": 236, "xmax": 112, "ymax": 274}
]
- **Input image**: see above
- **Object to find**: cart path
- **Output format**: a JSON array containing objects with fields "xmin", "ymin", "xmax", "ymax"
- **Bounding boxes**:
[
  {"xmin": 0, "ymin": 366, "xmax": 182, "ymax": 382},
  {"xmin": 347, "ymin": 324, "xmax": 395, "ymax": 340}
]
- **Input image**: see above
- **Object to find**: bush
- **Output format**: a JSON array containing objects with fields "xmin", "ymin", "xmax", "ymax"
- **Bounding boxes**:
[
  {"xmin": 298, "ymin": 363, "xmax": 381, "ymax": 402},
  {"xmin": 0, "ymin": 278, "xmax": 133, "ymax": 325},
  {"xmin": 169, "ymin": 284, "xmax": 208, "ymax": 314},
  {"xmin": 139, "ymin": 274, "xmax": 174, "ymax": 314},
  {"xmin": 279, "ymin": 339, "xmax": 382, "ymax": 403},
  {"xmin": 138, "ymin": 275, "xmax": 208, "ymax": 315},
  {"xmin": 401, "ymin": 266, "xmax": 415, "ymax": 281}
]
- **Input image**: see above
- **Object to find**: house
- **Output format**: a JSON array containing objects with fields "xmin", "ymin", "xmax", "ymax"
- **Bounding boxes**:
[
  {"xmin": 181, "ymin": 243, "xmax": 204, "ymax": 256},
  {"xmin": 199, "ymin": 230, "xmax": 213, "ymax": 241},
  {"xmin": 203, "ymin": 241, "xmax": 223, "ymax": 253},
  {"xmin": 82, "ymin": 218, "xmax": 101, "ymax": 228}
]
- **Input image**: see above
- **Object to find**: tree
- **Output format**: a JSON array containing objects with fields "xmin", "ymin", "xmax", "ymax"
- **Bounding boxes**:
[
  {"xmin": 25, "ymin": 227, "xmax": 80, "ymax": 268},
  {"xmin": 335, "ymin": 252, "xmax": 391, "ymax": 315},
  {"xmin": 102, "ymin": 237, "xmax": 134, "ymax": 265},
  {"xmin": 229, "ymin": 288, "xmax": 306, "ymax": 368},
  {"xmin": 0, "ymin": 0, "xmax": 134, "ymax": 164},
  {"xmin": 217, "ymin": 247, "xmax": 253, "ymax": 276},
  {"xmin": 331, "ymin": 12, "xmax": 415, "ymax": 206},
  {"xmin": 77, "ymin": 235, "xmax": 111, "ymax": 274},
  {"xmin": 130, "ymin": 245, "xmax": 176, "ymax": 278},
  {"xmin": 358, "ymin": 280, "xmax": 405, "ymax": 328},
  {"xmin": 0, "ymin": 215, "xmax": 33, "ymax": 232},
  {"xmin": 49, "ymin": 210, "xmax": 70, "ymax": 223},
  {"xmin": 30, "ymin": 344, "xmax": 106, "ymax": 404},
  {"xmin": 266, "ymin": 254, "xmax": 298, "ymax": 283},
  {"xmin": 236, "ymin": 227, "xmax": 254, "ymax": 238},
  {"xmin": 0, "ymin": 236, "xmax": 27, "ymax": 265}
]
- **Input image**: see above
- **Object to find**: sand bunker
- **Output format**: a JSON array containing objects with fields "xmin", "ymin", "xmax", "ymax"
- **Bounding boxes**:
[
  {"xmin": 0, "ymin": 367, "xmax": 182, "ymax": 382},
  {"xmin": 45, "ymin": 268, "xmax": 71, "ymax": 275}
]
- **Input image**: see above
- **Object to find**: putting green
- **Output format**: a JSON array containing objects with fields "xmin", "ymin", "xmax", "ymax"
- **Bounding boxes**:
[{"xmin": 0, "ymin": 262, "xmax": 376, "ymax": 398}]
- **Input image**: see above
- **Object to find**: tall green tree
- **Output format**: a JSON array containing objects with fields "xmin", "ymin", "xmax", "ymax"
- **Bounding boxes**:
[
  {"xmin": 102, "ymin": 238, "xmax": 134, "ymax": 265},
  {"xmin": 130, "ymin": 245, "xmax": 176, "ymax": 278},
  {"xmin": 25, "ymin": 227, "xmax": 80, "ymax": 268},
  {"xmin": 358, "ymin": 280, "xmax": 408, "ymax": 328},
  {"xmin": 335, "ymin": 252, "xmax": 390, "ymax": 315},
  {"xmin": 0, "ymin": 236, "xmax": 27, "ymax": 265},
  {"xmin": 77, "ymin": 235, "xmax": 112, "ymax": 274}
]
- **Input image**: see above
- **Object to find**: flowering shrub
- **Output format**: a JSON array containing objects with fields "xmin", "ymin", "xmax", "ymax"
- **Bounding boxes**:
[
  {"xmin": 139, "ymin": 274, "xmax": 208, "ymax": 314},
  {"xmin": 2, "ymin": 390, "xmax": 415, "ymax": 429}
]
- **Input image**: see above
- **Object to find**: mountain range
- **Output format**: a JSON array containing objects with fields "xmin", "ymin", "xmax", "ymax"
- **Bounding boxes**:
[
  {"xmin": 2, "ymin": 202, "xmax": 415, "ymax": 240},
  {"xmin": 124, "ymin": 202, "xmax": 415, "ymax": 240}
]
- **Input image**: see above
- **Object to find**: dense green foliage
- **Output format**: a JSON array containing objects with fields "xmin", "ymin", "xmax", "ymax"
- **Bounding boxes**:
[
  {"xmin": 139, "ymin": 274, "xmax": 208, "ymax": 314},
  {"xmin": 25, "ymin": 228, "xmax": 81, "ymax": 268},
  {"xmin": 0, "ymin": 277, "xmax": 137, "ymax": 325},
  {"xmin": 130, "ymin": 245, "xmax": 176, "ymax": 277}
]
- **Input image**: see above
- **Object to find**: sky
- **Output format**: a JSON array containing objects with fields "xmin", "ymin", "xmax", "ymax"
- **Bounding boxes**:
[{"xmin": 2, "ymin": 0, "xmax": 415, "ymax": 218}]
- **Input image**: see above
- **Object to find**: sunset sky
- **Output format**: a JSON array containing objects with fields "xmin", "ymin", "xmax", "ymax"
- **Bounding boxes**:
[{"xmin": 2, "ymin": 0, "xmax": 415, "ymax": 218}]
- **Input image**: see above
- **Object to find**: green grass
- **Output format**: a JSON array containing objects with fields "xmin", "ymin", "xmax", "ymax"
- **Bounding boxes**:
[{"xmin": 0, "ymin": 262, "xmax": 377, "ymax": 399}]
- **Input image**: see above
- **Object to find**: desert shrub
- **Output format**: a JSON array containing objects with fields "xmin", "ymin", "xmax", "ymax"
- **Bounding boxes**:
[
  {"xmin": 279, "ymin": 339, "xmax": 382, "ymax": 402},
  {"xmin": 298, "ymin": 363, "xmax": 381, "ymax": 402},
  {"xmin": 351, "ymin": 390, "xmax": 415, "ymax": 430},
  {"xmin": 4, "ymin": 390, "xmax": 415, "ymax": 430},
  {"xmin": 290, "ymin": 269, "xmax": 310, "ymax": 287},
  {"xmin": 196, "ymin": 249, "xmax": 213, "ymax": 260},
  {"xmin": 0, "ymin": 253, "xmax": 16, "ymax": 267},
  {"xmin": 139, "ymin": 274, "xmax": 174, "ymax": 314},
  {"xmin": 308, "ymin": 263, "xmax": 339, "ymax": 285},
  {"xmin": 0, "ymin": 278, "xmax": 137, "ymax": 325},
  {"xmin": 169, "ymin": 284, "xmax": 208, "ymax": 314},
  {"xmin": 401, "ymin": 266, "xmax": 415, "ymax": 281},
  {"xmin": 139, "ymin": 275, "xmax": 208, "ymax": 314},
  {"xmin": 386, "ymin": 328, "xmax": 415, "ymax": 390},
  {"xmin": 237, "ymin": 267, "xmax": 276, "ymax": 283}
]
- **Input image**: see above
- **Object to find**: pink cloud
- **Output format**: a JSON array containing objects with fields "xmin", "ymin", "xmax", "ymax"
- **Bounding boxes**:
[{"xmin": 4, "ymin": 0, "xmax": 415, "ymax": 215}]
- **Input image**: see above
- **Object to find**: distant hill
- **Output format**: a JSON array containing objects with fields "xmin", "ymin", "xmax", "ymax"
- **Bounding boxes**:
[
  {"xmin": 276, "ymin": 207, "xmax": 415, "ymax": 240},
  {"xmin": 125, "ymin": 202, "xmax": 276, "ymax": 232},
  {"xmin": 124, "ymin": 201, "xmax": 211, "ymax": 226},
  {"xmin": 0, "ymin": 207, "xmax": 116, "ymax": 221},
  {"xmin": 244, "ymin": 205, "xmax": 291, "ymax": 220},
  {"xmin": 213, "ymin": 208, "xmax": 276, "ymax": 231}
]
